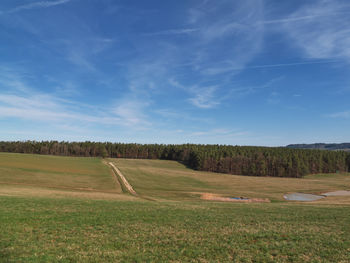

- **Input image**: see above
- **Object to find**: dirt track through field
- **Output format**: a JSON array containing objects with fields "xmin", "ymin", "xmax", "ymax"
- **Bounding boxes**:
[{"xmin": 108, "ymin": 162, "xmax": 137, "ymax": 195}]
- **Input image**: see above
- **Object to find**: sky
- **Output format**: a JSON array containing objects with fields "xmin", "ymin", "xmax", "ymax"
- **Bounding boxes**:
[{"xmin": 0, "ymin": 0, "xmax": 350, "ymax": 146}]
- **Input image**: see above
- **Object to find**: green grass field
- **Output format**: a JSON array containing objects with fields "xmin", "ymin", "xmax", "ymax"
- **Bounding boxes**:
[
  {"xmin": 113, "ymin": 158, "xmax": 350, "ymax": 203},
  {"xmin": 0, "ymin": 153, "xmax": 133, "ymax": 200},
  {"xmin": 0, "ymin": 153, "xmax": 350, "ymax": 262}
]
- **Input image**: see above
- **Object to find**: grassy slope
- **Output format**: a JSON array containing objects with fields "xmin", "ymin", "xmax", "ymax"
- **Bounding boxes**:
[
  {"xmin": 112, "ymin": 158, "xmax": 350, "ymax": 203},
  {"xmin": 0, "ymin": 153, "xmax": 122, "ymax": 194},
  {"xmin": 1, "ymin": 196, "xmax": 349, "ymax": 262},
  {"xmin": 1, "ymin": 154, "xmax": 350, "ymax": 262}
]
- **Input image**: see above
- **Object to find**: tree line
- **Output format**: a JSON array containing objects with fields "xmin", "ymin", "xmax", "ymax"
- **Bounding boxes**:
[{"xmin": 1, "ymin": 141, "xmax": 349, "ymax": 178}]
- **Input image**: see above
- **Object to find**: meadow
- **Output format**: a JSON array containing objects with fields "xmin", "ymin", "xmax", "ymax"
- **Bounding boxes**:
[
  {"xmin": 0, "ymin": 153, "xmax": 133, "ymax": 200},
  {"xmin": 113, "ymin": 158, "xmax": 350, "ymax": 203},
  {"xmin": 0, "ymin": 153, "xmax": 349, "ymax": 262}
]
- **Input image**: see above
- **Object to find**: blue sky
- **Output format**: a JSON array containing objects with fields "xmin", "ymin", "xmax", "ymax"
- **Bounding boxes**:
[{"xmin": 0, "ymin": 0, "xmax": 349, "ymax": 146}]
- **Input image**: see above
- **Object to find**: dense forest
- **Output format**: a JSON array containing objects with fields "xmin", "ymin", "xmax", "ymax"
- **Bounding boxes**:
[
  {"xmin": 287, "ymin": 143, "xmax": 350, "ymax": 151},
  {"xmin": 1, "ymin": 141, "xmax": 349, "ymax": 178}
]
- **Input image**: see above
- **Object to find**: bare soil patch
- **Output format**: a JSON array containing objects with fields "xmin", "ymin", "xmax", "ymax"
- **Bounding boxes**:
[
  {"xmin": 323, "ymin": 190, "xmax": 350, "ymax": 196},
  {"xmin": 200, "ymin": 193, "xmax": 270, "ymax": 203}
]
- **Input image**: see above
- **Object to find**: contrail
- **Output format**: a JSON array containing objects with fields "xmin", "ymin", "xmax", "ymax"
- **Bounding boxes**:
[
  {"xmin": 243, "ymin": 60, "xmax": 339, "ymax": 70},
  {"xmin": 2, "ymin": 0, "xmax": 72, "ymax": 14}
]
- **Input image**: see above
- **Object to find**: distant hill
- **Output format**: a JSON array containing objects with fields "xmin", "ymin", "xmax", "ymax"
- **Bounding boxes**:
[{"xmin": 286, "ymin": 143, "xmax": 350, "ymax": 151}]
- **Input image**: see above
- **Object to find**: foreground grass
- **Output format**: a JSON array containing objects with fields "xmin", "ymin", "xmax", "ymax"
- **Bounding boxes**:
[
  {"xmin": 1, "ymin": 154, "xmax": 349, "ymax": 262},
  {"xmin": 0, "ymin": 153, "xmax": 121, "ymax": 193},
  {"xmin": 1, "ymin": 196, "xmax": 349, "ymax": 262},
  {"xmin": 112, "ymin": 158, "xmax": 350, "ymax": 202}
]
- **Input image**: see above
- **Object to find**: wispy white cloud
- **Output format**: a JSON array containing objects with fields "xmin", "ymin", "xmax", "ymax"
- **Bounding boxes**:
[
  {"xmin": 266, "ymin": 91, "xmax": 280, "ymax": 105},
  {"xmin": 50, "ymin": 36, "xmax": 116, "ymax": 71},
  {"xmin": 67, "ymin": 51, "xmax": 96, "ymax": 72},
  {"xmin": 262, "ymin": 10, "xmax": 350, "ymax": 25},
  {"xmin": 203, "ymin": 60, "xmax": 338, "ymax": 75},
  {"xmin": 0, "ymin": 95, "xmax": 120, "ymax": 125},
  {"xmin": 142, "ymin": 28, "xmax": 199, "ymax": 36},
  {"xmin": 112, "ymin": 99, "xmax": 151, "ymax": 128},
  {"xmin": 188, "ymin": 0, "xmax": 264, "ymax": 76},
  {"xmin": 0, "ymin": 73, "xmax": 30, "ymax": 93},
  {"xmin": 0, "ymin": 65, "xmax": 76, "ymax": 99},
  {"xmin": 188, "ymin": 85, "xmax": 219, "ymax": 109},
  {"xmin": 153, "ymin": 109, "xmax": 211, "ymax": 123},
  {"xmin": 53, "ymin": 81, "xmax": 80, "ymax": 97},
  {"xmin": 169, "ymin": 78, "xmax": 220, "ymax": 109},
  {"xmin": 169, "ymin": 75, "xmax": 283, "ymax": 109},
  {"xmin": 0, "ymin": 68, "xmax": 124, "ymax": 127},
  {"xmin": 191, "ymin": 129, "xmax": 249, "ymax": 138},
  {"xmin": 2, "ymin": 0, "xmax": 72, "ymax": 14},
  {"xmin": 187, "ymin": 8, "xmax": 204, "ymax": 24},
  {"xmin": 110, "ymin": 59, "xmax": 172, "ymax": 127},
  {"xmin": 153, "ymin": 109, "xmax": 181, "ymax": 119},
  {"xmin": 0, "ymin": 92, "xmax": 121, "ymax": 125},
  {"xmin": 335, "ymin": 86, "xmax": 350, "ymax": 95},
  {"xmin": 0, "ymin": 94, "xmax": 58, "ymax": 109},
  {"xmin": 3, "ymin": 11, "xmax": 115, "ymax": 73},
  {"xmin": 200, "ymin": 21, "xmax": 246, "ymax": 40},
  {"xmin": 225, "ymin": 76, "xmax": 284, "ymax": 101},
  {"xmin": 326, "ymin": 111, "xmax": 350, "ymax": 118},
  {"xmin": 280, "ymin": 0, "xmax": 350, "ymax": 61}
]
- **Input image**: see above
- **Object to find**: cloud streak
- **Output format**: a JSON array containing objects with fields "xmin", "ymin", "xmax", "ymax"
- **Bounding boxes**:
[
  {"xmin": 188, "ymin": 85, "xmax": 219, "ymax": 109},
  {"xmin": 326, "ymin": 111, "xmax": 350, "ymax": 118},
  {"xmin": 205, "ymin": 60, "xmax": 339, "ymax": 74},
  {"xmin": 281, "ymin": 0, "xmax": 350, "ymax": 61},
  {"xmin": 0, "ymin": 68, "xmax": 128, "ymax": 128},
  {"xmin": 169, "ymin": 79, "xmax": 220, "ymax": 109},
  {"xmin": 190, "ymin": 0, "xmax": 264, "ymax": 76},
  {"xmin": 190, "ymin": 129, "xmax": 249, "ymax": 138},
  {"xmin": 112, "ymin": 99, "xmax": 151, "ymax": 128},
  {"xmin": 0, "ymin": 93, "xmax": 121, "ymax": 125},
  {"xmin": 142, "ymin": 28, "xmax": 199, "ymax": 36},
  {"xmin": 262, "ymin": 10, "xmax": 350, "ymax": 25},
  {"xmin": 2, "ymin": 0, "xmax": 72, "ymax": 14}
]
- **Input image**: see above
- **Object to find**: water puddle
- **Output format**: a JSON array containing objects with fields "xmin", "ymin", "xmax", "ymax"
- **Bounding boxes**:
[{"xmin": 283, "ymin": 193, "xmax": 325, "ymax": 201}]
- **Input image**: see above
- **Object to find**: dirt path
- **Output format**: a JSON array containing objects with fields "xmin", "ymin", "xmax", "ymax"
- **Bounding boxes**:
[{"xmin": 108, "ymin": 162, "xmax": 137, "ymax": 195}]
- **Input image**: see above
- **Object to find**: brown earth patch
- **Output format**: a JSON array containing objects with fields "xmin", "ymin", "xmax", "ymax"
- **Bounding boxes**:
[{"xmin": 200, "ymin": 193, "xmax": 270, "ymax": 203}]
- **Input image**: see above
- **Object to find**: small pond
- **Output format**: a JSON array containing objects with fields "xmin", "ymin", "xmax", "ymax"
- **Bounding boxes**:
[{"xmin": 283, "ymin": 193, "xmax": 325, "ymax": 201}]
